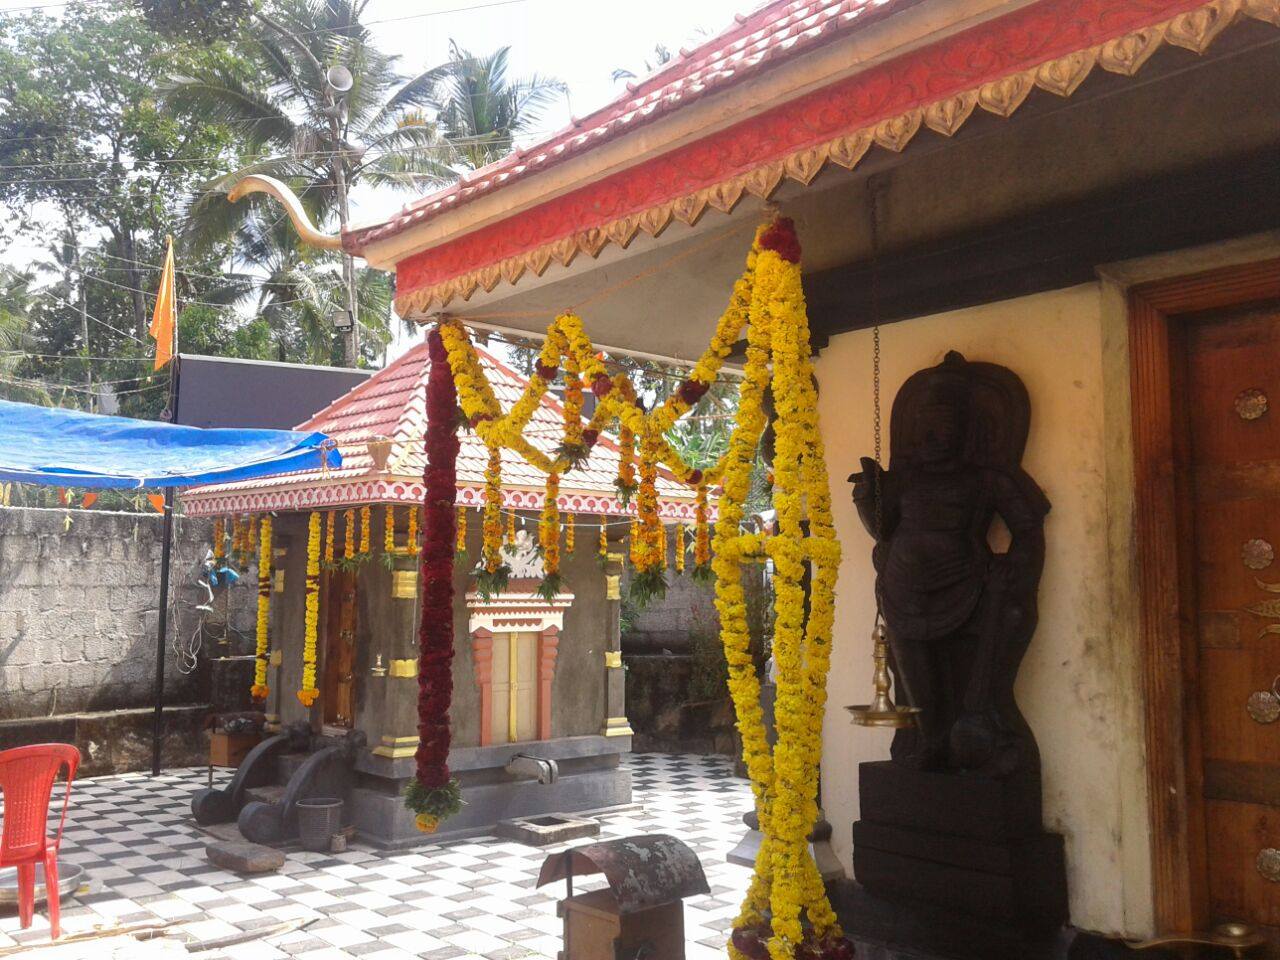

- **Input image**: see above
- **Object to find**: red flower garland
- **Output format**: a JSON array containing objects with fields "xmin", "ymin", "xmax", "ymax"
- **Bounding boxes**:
[{"xmin": 416, "ymin": 329, "xmax": 459, "ymax": 791}]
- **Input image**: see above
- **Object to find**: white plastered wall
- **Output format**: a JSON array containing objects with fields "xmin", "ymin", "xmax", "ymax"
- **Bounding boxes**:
[{"xmin": 814, "ymin": 283, "xmax": 1155, "ymax": 937}]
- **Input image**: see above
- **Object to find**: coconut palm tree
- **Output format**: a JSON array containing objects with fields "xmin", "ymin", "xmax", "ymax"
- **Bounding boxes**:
[
  {"xmin": 432, "ymin": 41, "xmax": 565, "ymax": 171},
  {"xmin": 164, "ymin": 0, "xmax": 452, "ymax": 363}
]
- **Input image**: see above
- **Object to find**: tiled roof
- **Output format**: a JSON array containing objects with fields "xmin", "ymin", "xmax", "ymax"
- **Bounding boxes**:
[
  {"xmin": 347, "ymin": 0, "xmax": 910, "ymax": 250},
  {"xmin": 188, "ymin": 338, "xmax": 694, "ymax": 507}
]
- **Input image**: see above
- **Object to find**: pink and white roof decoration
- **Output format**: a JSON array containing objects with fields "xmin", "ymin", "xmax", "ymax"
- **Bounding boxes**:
[{"xmin": 181, "ymin": 338, "xmax": 701, "ymax": 522}]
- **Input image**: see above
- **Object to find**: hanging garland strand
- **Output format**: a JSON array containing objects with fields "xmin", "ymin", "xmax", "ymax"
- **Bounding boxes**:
[
  {"xmin": 250, "ymin": 515, "xmax": 272, "ymax": 701},
  {"xmin": 537, "ymin": 473, "xmax": 562, "ymax": 601},
  {"xmin": 477, "ymin": 445, "xmax": 511, "ymax": 598},
  {"xmin": 403, "ymin": 329, "xmax": 464, "ymax": 834},
  {"xmin": 297, "ymin": 511, "xmax": 321, "ymax": 707}
]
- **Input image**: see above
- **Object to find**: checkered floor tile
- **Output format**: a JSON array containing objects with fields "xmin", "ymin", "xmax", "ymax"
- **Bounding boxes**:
[{"xmin": 0, "ymin": 754, "xmax": 753, "ymax": 959}]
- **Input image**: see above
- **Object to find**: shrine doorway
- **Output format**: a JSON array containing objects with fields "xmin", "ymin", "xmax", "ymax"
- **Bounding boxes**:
[
  {"xmin": 489, "ymin": 631, "xmax": 540, "ymax": 745},
  {"xmin": 320, "ymin": 567, "xmax": 358, "ymax": 730},
  {"xmin": 1131, "ymin": 258, "xmax": 1280, "ymax": 950}
]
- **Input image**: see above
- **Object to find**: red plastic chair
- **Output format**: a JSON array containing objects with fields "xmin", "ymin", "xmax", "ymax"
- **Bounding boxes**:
[{"xmin": 0, "ymin": 744, "xmax": 79, "ymax": 939}]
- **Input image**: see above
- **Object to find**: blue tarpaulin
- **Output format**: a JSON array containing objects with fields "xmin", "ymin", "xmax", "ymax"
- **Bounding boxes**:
[{"xmin": 0, "ymin": 399, "xmax": 340, "ymax": 488}]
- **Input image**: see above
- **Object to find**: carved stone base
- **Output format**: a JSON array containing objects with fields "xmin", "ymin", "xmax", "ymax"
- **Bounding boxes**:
[{"xmin": 852, "ymin": 761, "xmax": 1068, "ymax": 938}]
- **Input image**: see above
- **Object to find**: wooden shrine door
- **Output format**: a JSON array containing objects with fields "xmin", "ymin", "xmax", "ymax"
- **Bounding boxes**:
[
  {"xmin": 489, "ymin": 632, "xmax": 538, "ymax": 744},
  {"xmin": 321, "ymin": 568, "xmax": 357, "ymax": 729},
  {"xmin": 1185, "ymin": 305, "xmax": 1280, "ymax": 945}
]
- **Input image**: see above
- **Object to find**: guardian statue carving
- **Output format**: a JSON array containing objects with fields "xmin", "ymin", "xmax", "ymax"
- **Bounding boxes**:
[{"xmin": 850, "ymin": 351, "xmax": 1050, "ymax": 778}]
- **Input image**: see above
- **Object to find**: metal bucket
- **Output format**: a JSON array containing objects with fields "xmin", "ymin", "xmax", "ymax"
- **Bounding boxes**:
[
  {"xmin": 296, "ymin": 798, "xmax": 343, "ymax": 852},
  {"xmin": 0, "ymin": 862, "xmax": 86, "ymax": 905}
]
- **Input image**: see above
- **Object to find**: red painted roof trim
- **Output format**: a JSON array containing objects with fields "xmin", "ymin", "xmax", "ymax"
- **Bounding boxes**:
[{"xmin": 386, "ymin": 0, "xmax": 1216, "ymax": 300}]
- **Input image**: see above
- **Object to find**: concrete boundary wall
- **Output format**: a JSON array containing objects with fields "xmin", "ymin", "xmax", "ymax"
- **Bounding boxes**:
[{"xmin": 0, "ymin": 507, "xmax": 255, "ymax": 722}]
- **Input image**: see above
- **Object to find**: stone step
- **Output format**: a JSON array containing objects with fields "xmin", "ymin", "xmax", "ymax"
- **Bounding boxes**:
[{"xmin": 245, "ymin": 784, "xmax": 286, "ymax": 806}]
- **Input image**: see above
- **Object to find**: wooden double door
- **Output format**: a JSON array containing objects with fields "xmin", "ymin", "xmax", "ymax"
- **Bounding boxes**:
[
  {"xmin": 1182, "ymin": 304, "xmax": 1280, "ymax": 944},
  {"xmin": 321, "ymin": 568, "xmax": 357, "ymax": 729}
]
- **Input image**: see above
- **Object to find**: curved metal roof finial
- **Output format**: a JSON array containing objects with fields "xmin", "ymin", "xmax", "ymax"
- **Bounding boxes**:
[{"xmin": 227, "ymin": 175, "xmax": 343, "ymax": 251}]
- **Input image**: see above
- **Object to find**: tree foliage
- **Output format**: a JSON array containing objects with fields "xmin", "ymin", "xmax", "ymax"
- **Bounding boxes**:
[{"xmin": 0, "ymin": 0, "xmax": 562, "ymax": 421}]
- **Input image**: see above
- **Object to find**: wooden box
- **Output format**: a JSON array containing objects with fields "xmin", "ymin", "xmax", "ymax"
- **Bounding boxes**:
[
  {"xmin": 209, "ymin": 731, "xmax": 259, "ymax": 767},
  {"xmin": 558, "ymin": 888, "xmax": 685, "ymax": 959}
]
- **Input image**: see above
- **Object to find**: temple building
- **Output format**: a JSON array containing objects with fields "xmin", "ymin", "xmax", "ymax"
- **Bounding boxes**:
[
  {"xmin": 181, "ymin": 338, "xmax": 696, "ymax": 848},
  {"xmin": 238, "ymin": 0, "xmax": 1280, "ymax": 955}
]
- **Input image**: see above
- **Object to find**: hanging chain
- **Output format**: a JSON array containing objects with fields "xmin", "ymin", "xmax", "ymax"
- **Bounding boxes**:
[{"xmin": 871, "ymin": 323, "xmax": 884, "ymax": 624}]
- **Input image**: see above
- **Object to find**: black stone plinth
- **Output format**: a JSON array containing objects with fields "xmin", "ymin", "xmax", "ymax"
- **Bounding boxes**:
[
  {"xmin": 851, "ymin": 760, "xmax": 1068, "ymax": 944},
  {"xmin": 830, "ymin": 880, "xmax": 1078, "ymax": 960}
]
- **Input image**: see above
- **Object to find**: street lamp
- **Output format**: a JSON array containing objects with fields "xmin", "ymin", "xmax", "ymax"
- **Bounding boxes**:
[{"xmin": 324, "ymin": 63, "xmax": 359, "ymax": 367}]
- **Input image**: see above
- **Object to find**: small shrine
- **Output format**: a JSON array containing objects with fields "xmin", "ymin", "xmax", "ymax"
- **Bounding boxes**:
[{"xmin": 180, "ymin": 338, "xmax": 698, "ymax": 847}]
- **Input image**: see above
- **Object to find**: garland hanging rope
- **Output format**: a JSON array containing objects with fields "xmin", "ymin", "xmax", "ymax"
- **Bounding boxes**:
[
  {"xmin": 251, "ymin": 514, "xmax": 272, "ymax": 701},
  {"xmin": 432, "ymin": 215, "xmax": 849, "ymax": 957}
]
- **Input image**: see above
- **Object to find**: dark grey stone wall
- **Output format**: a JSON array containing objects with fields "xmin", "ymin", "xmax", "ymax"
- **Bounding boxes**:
[{"xmin": 0, "ymin": 507, "xmax": 255, "ymax": 720}]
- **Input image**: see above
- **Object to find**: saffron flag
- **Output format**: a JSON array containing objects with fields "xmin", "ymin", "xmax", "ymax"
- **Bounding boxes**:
[{"xmin": 149, "ymin": 237, "xmax": 176, "ymax": 370}]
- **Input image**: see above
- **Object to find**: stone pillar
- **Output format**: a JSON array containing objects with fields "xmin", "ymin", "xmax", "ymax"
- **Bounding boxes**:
[
  {"xmin": 601, "ymin": 551, "xmax": 633, "ymax": 738},
  {"xmin": 537, "ymin": 625, "xmax": 559, "ymax": 741},
  {"xmin": 472, "ymin": 628, "xmax": 494, "ymax": 747},
  {"xmin": 371, "ymin": 551, "xmax": 421, "ymax": 760}
]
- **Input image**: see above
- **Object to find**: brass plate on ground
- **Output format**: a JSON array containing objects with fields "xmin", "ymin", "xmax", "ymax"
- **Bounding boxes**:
[
  {"xmin": 1236, "ymin": 388, "xmax": 1269, "ymax": 421},
  {"xmin": 1243, "ymin": 538, "xmax": 1275, "ymax": 570},
  {"xmin": 1247, "ymin": 690, "xmax": 1280, "ymax": 724},
  {"xmin": 1257, "ymin": 848, "xmax": 1280, "ymax": 882}
]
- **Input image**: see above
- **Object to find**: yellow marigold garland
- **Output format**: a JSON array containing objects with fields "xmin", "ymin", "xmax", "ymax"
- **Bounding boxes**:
[
  {"xmin": 359, "ymin": 504, "xmax": 371, "ymax": 556},
  {"xmin": 323, "ymin": 511, "xmax": 335, "ymax": 566},
  {"xmin": 505, "ymin": 509, "xmax": 516, "ymax": 549},
  {"xmin": 675, "ymin": 522, "xmax": 685, "ymax": 574},
  {"xmin": 476, "ymin": 445, "xmax": 511, "ymax": 598},
  {"xmin": 213, "ymin": 517, "xmax": 226, "ymax": 566},
  {"xmin": 251, "ymin": 514, "xmax": 272, "ymax": 700},
  {"xmin": 456, "ymin": 506, "xmax": 467, "ymax": 554},
  {"xmin": 598, "ymin": 515, "xmax": 608, "ymax": 560},
  {"xmin": 408, "ymin": 505, "xmax": 419, "ymax": 553},
  {"xmin": 297, "ymin": 511, "xmax": 322, "ymax": 707},
  {"xmin": 343, "ymin": 508, "xmax": 355, "ymax": 562},
  {"xmin": 691, "ymin": 484, "xmax": 714, "ymax": 582},
  {"xmin": 537, "ymin": 473, "xmax": 562, "ymax": 601},
  {"xmin": 385, "ymin": 504, "xmax": 396, "ymax": 553},
  {"xmin": 565, "ymin": 513, "xmax": 575, "ymax": 553},
  {"xmin": 435, "ymin": 220, "xmax": 846, "ymax": 957},
  {"xmin": 629, "ymin": 428, "xmax": 666, "ymax": 604}
]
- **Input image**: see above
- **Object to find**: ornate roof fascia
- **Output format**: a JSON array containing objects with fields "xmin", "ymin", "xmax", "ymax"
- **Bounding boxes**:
[
  {"xmin": 392, "ymin": 0, "xmax": 1279, "ymax": 316},
  {"xmin": 180, "ymin": 476, "xmax": 705, "ymax": 523}
]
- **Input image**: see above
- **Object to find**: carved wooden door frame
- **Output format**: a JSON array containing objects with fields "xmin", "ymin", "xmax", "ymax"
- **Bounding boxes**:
[{"xmin": 1129, "ymin": 257, "xmax": 1280, "ymax": 934}]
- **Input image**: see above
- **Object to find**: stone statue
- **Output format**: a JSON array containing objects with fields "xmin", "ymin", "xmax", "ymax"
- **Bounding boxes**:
[{"xmin": 849, "ymin": 351, "xmax": 1050, "ymax": 777}]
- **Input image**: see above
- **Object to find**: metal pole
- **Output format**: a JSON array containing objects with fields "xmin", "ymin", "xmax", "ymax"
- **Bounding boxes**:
[
  {"xmin": 152, "ymin": 247, "xmax": 179, "ymax": 777},
  {"xmin": 152, "ymin": 486, "xmax": 175, "ymax": 776}
]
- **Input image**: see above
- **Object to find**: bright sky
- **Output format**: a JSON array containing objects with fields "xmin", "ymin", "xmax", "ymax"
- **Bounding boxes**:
[{"xmin": 347, "ymin": 0, "xmax": 752, "ymax": 224}]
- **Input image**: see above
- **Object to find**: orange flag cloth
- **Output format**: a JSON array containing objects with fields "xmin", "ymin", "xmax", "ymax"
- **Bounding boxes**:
[{"xmin": 149, "ymin": 237, "xmax": 176, "ymax": 370}]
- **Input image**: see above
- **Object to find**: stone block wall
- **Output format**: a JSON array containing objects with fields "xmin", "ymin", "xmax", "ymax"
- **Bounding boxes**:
[{"xmin": 0, "ymin": 508, "xmax": 255, "ymax": 721}]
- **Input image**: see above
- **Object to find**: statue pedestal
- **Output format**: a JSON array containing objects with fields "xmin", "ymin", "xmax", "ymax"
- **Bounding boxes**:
[{"xmin": 850, "ymin": 761, "xmax": 1067, "ymax": 941}]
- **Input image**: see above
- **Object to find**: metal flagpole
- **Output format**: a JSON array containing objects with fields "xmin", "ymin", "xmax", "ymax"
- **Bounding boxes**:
[{"xmin": 152, "ymin": 238, "xmax": 179, "ymax": 777}]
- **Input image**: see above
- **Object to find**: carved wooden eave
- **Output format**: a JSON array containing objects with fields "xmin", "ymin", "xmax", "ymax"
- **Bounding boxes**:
[{"xmin": 381, "ymin": 0, "xmax": 1280, "ymax": 318}]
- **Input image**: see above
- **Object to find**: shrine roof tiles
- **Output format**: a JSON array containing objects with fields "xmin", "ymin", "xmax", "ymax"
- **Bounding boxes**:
[
  {"xmin": 346, "ymin": 0, "xmax": 907, "ymax": 250},
  {"xmin": 188, "ymin": 338, "xmax": 694, "ymax": 507}
]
